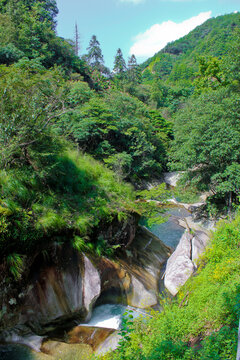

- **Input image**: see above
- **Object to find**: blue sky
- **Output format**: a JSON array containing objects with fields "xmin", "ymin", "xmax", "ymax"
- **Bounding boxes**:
[{"xmin": 56, "ymin": 0, "xmax": 239, "ymax": 69}]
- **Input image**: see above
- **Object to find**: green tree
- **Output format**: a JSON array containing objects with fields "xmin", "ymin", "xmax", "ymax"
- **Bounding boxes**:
[
  {"xmin": 86, "ymin": 35, "xmax": 104, "ymax": 72},
  {"xmin": 127, "ymin": 54, "xmax": 141, "ymax": 83},
  {"xmin": 212, "ymin": 163, "xmax": 240, "ymax": 212},
  {"xmin": 0, "ymin": 60, "xmax": 66, "ymax": 168},
  {"xmin": 59, "ymin": 91, "xmax": 170, "ymax": 182},
  {"xmin": 0, "ymin": 0, "xmax": 87, "ymax": 74},
  {"xmin": 194, "ymin": 56, "xmax": 228, "ymax": 94},
  {"xmin": 152, "ymin": 53, "xmax": 173, "ymax": 78},
  {"xmin": 224, "ymin": 27, "xmax": 240, "ymax": 92},
  {"xmin": 0, "ymin": 0, "xmax": 58, "ymax": 29},
  {"xmin": 113, "ymin": 48, "xmax": 126, "ymax": 75},
  {"xmin": 170, "ymin": 88, "xmax": 240, "ymax": 202},
  {"xmin": 142, "ymin": 68, "xmax": 154, "ymax": 83}
]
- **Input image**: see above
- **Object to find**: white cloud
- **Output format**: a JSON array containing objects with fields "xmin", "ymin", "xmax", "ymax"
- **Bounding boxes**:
[
  {"xmin": 130, "ymin": 11, "xmax": 212, "ymax": 58},
  {"xmin": 120, "ymin": 0, "xmax": 144, "ymax": 4},
  {"xmin": 157, "ymin": 0, "xmax": 197, "ymax": 1}
]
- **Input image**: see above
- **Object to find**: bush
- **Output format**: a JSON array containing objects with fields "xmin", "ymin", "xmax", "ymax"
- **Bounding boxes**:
[{"xmin": 97, "ymin": 213, "xmax": 240, "ymax": 359}]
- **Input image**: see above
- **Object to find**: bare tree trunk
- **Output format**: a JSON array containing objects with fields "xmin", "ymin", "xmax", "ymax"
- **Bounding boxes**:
[
  {"xmin": 237, "ymin": 318, "xmax": 240, "ymax": 360},
  {"xmin": 75, "ymin": 23, "xmax": 80, "ymax": 56},
  {"xmin": 228, "ymin": 191, "xmax": 232, "ymax": 218}
]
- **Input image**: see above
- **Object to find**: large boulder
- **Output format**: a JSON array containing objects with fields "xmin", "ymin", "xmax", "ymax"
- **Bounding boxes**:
[
  {"xmin": 83, "ymin": 255, "xmax": 101, "ymax": 316},
  {"xmin": 21, "ymin": 247, "xmax": 101, "ymax": 334},
  {"xmin": 0, "ymin": 223, "xmax": 171, "ymax": 347},
  {"xmin": 164, "ymin": 229, "xmax": 209, "ymax": 296},
  {"xmin": 192, "ymin": 231, "xmax": 209, "ymax": 266},
  {"xmin": 93, "ymin": 226, "xmax": 172, "ymax": 309},
  {"xmin": 40, "ymin": 340, "xmax": 92, "ymax": 359},
  {"xmin": 164, "ymin": 231, "xmax": 194, "ymax": 296},
  {"xmin": 95, "ymin": 331, "xmax": 120, "ymax": 356},
  {"xmin": 0, "ymin": 215, "xmax": 138, "ymax": 335}
]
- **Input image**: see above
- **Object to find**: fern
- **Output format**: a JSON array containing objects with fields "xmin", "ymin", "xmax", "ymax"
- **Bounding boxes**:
[
  {"xmin": 72, "ymin": 236, "xmax": 86, "ymax": 252},
  {"xmin": 6, "ymin": 253, "xmax": 24, "ymax": 280}
]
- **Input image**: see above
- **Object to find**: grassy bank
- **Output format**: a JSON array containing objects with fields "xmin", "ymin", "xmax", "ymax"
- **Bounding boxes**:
[
  {"xmin": 98, "ymin": 212, "xmax": 240, "ymax": 359},
  {"xmin": 0, "ymin": 144, "xmax": 137, "ymax": 279}
]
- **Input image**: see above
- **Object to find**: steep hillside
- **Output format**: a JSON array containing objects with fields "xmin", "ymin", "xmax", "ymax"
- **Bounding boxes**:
[
  {"xmin": 141, "ymin": 12, "xmax": 240, "ymax": 85},
  {"xmin": 0, "ymin": 0, "xmax": 170, "ymax": 283}
]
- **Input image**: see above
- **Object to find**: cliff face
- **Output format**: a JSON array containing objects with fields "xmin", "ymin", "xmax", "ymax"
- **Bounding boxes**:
[{"xmin": 0, "ymin": 215, "xmax": 171, "ymax": 345}]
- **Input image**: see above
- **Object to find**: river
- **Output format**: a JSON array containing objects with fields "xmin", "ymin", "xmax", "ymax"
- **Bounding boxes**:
[{"xmin": 0, "ymin": 206, "xmax": 189, "ymax": 359}]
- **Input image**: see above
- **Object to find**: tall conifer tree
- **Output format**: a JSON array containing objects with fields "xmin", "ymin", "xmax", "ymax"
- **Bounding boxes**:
[
  {"xmin": 86, "ymin": 35, "xmax": 104, "ymax": 72},
  {"xmin": 113, "ymin": 48, "xmax": 126, "ymax": 74},
  {"xmin": 127, "ymin": 54, "xmax": 141, "ymax": 83}
]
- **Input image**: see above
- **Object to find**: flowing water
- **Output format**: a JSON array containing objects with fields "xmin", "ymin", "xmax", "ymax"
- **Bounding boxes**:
[
  {"xmin": 82, "ymin": 207, "xmax": 189, "ymax": 331},
  {"xmin": 0, "ymin": 206, "xmax": 190, "ymax": 357},
  {"xmin": 80, "ymin": 304, "xmax": 145, "ymax": 329}
]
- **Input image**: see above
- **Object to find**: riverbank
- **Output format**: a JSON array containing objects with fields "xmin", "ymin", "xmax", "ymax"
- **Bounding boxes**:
[
  {"xmin": 98, "ymin": 212, "xmax": 240, "ymax": 360},
  {"xmin": 0, "ymin": 176, "xmax": 218, "ymax": 359}
]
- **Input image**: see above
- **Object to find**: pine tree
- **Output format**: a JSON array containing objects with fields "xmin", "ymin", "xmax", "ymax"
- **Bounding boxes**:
[
  {"xmin": 86, "ymin": 35, "xmax": 104, "ymax": 72},
  {"xmin": 127, "ymin": 54, "xmax": 141, "ymax": 83},
  {"xmin": 128, "ymin": 54, "xmax": 137, "ymax": 69},
  {"xmin": 113, "ymin": 48, "xmax": 126, "ymax": 74}
]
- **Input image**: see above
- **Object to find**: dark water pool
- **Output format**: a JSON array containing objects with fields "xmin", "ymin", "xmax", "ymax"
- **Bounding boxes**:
[
  {"xmin": 0, "ymin": 208, "xmax": 190, "ymax": 358},
  {"xmin": 0, "ymin": 344, "xmax": 36, "ymax": 360},
  {"xmin": 147, "ymin": 207, "xmax": 190, "ymax": 249}
]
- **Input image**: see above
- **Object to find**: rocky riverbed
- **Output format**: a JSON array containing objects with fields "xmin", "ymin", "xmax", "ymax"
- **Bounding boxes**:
[{"xmin": 0, "ymin": 173, "xmax": 216, "ymax": 359}]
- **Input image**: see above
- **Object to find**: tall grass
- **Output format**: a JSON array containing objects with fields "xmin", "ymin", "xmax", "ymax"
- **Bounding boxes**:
[
  {"xmin": 99, "ymin": 213, "xmax": 240, "ymax": 359},
  {"xmin": 0, "ymin": 146, "xmax": 137, "ymax": 273}
]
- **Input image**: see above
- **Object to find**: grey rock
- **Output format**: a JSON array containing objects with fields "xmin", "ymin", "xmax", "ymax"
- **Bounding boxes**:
[
  {"xmin": 0, "ymin": 222, "xmax": 172, "ymax": 348},
  {"xmin": 192, "ymin": 231, "xmax": 209, "ymax": 266},
  {"xmin": 164, "ymin": 228, "xmax": 210, "ymax": 296},
  {"xmin": 95, "ymin": 331, "xmax": 120, "ymax": 356},
  {"xmin": 83, "ymin": 255, "xmax": 101, "ymax": 317},
  {"xmin": 164, "ymin": 255, "xmax": 194, "ymax": 296},
  {"xmin": 164, "ymin": 231, "xmax": 194, "ymax": 296},
  {"xmin": 128, "ymin": 275, "xmax": 157, "ymax": 308},
  {"xmin": 0, "ymin": 327, "xmax": 43, "ymax": 352}
]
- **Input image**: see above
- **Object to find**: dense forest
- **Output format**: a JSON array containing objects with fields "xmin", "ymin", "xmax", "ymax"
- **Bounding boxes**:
[
  {"xmin": 0, "ymin": 0, "xmax": 173, "ymax": 266},
  {"xmin": 0, "ymin": 0, "xmax": 239, "ymax": 359}
]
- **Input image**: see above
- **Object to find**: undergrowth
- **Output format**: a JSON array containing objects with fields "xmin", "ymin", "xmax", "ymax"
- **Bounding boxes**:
[
  {"xmin": 0, "ymin": 142, "xmax": 137, "ymax": 279},
  {"xmin": 97, "ymin": 212, "xmax": 240, "ymax": 359}
]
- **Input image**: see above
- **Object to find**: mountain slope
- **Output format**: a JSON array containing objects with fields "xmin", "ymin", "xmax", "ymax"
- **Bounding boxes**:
[{"xmin": 141, "ymin": 12, "xmax": 240, "ymax": 85}]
